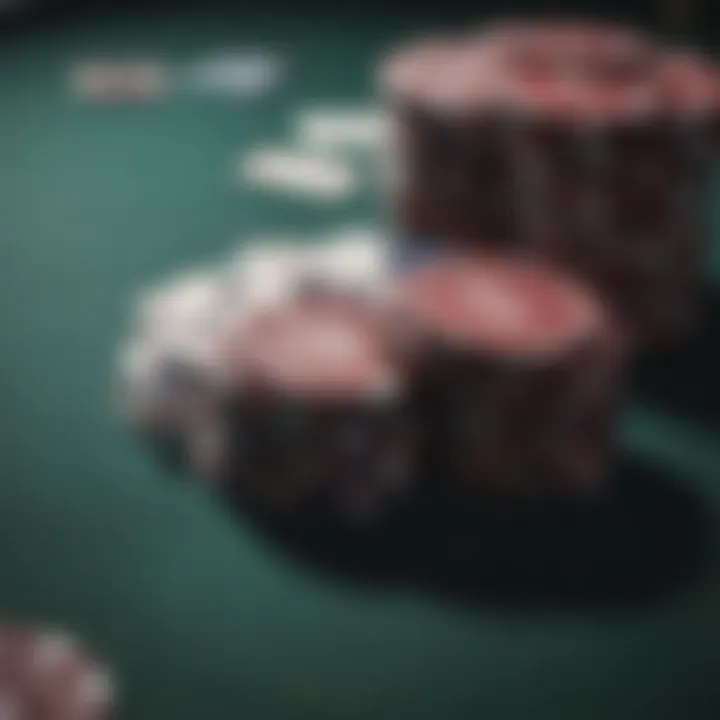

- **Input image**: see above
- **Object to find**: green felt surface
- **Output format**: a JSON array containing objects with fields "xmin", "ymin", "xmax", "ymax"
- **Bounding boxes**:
[{"xmin": 0, "ymin": 9, "xmax": 718, "ymax": 720}]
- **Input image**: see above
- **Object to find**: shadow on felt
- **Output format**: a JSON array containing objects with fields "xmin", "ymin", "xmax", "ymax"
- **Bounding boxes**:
[
  {"xmin": 630, "ymin": 284, "xmax": 720, "ymax": 427},
  {"xmin": 222, "ymin": 454, "xmax": 709, "ymax": 615}
]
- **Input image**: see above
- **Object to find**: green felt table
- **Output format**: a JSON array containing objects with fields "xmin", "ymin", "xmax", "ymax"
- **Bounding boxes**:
[{"xmin": 0, "ymin": 7, "xmax": 718, "ymax": 720}]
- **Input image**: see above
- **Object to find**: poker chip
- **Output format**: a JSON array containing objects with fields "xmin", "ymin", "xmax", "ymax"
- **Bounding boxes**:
[
  {"xmin": 225, "ymin": 241, "xmax": 310, "ymax": 309},
  {"xmin": 0, "ymin": 626, "xmax": 114, "ymax": 720},
  {"xmin": 396, "ymin": 253, "xmax": 603, "ymax": 361},
  {"xmin": 69, "ymin": 59, "xmax": 168, "ymax": 103},
  {"xmin": 118, "ymin": 342, "xmax": 227, "ymax": 472},
  {"xmin": 383, "ymin": 26, "xmax": 657, "ymax": 123},
  {"xmin": 657, "ymin": 52, "xmax": 719, "ymax": 120},
  {"xmin": 187, "ymin": 50, "xmax": 284, "ymax": 98},
  {"xmin": 383, "ymin": 40, "xmax": 514, "ymax": 117},
  {"xmin": 116, "ymin": 336, "xmax": 220, "ymax": 436},
  {"xmin": 133, "ymin": 268, "xmax": 227, "ymax": 340},
  {"xmin": 303, "ymin": 227, "xmax": 391, "ymax": 299},
  {"xmin": 396, "ymin": 253, "xmax": 623, "ymax": 496},
  {"xmin": 224, "ymin": 298, "xmax": 399, "ymax": 401},
  {"xmin": 475, "ymin": 20, "xmax": 655, "ymax": 81},
  {"xmin": 119, "ymin": 267, "xmax": 235, "ymax": 462}
]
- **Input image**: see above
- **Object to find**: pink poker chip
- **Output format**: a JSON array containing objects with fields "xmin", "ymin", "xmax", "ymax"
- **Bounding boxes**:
[
  {"xmin": 397, "ymin": 253, "xmax": 606, "ymax": 362},
  {"xmin": 476, "ymin": 20, "xmax": 654, "ymax": 79},
  {"xmin": 0, "ymin": 626, "xmax": 115, "ymax": 720},
  {"xmin": 380, "ymin": 38, "xmax": 461, "ymax": 104},
  {"xmin": 657, "ymin": 52, "xmax": 719, "ymax": 119},
  {"xmin": 380, "ymin": 24, "xmax": 657, "ymax": 124},
  {"xmin": 223, "ymin": 299, "xmax": 400, "ymax": 402},
  {"xmin": 381, "ymin": 35, "xmax": 529, "ymax": 116},
  {"xmin": 500, "ymin": 70, "xmax": 655, "ymax": 124}
]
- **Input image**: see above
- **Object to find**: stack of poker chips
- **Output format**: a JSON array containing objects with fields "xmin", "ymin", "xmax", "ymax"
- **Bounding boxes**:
[
  {"xmin": 117, "ymin": 229, "xmax": 624, "ymax": 520},
  {"xmin": 219, "ymin": 292, "xmax": 414, "ymax": 520},
  {"xmin": 383, "ymin": 20, "xmax": 718, "ymax": 341},
  {"xmin": 117, "ymin": 233, "xmax": 411, "ymax": 522},
  {"xmin": 117, "ymin": 19, "xmax": 718, "ymax": 524},
  {"xmin": 395, "ymin": 252, "xmax": 625, "ymax": 499}
]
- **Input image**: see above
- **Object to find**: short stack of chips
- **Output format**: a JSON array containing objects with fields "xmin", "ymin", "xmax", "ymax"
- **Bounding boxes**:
[
  {"xmin": 394, "ymin": 252, "xmax": 625, "ymax": 498},
  {"xmin": 117, "ymin": 19, "xmax": 719, "ymax": 521},
  {"xmin": 219, "ymin": 292, "xmax": 414, "ymax": 520},
  {"xmin": 117, "ymin": 233, "xmax": 415, "ymax": 522}
]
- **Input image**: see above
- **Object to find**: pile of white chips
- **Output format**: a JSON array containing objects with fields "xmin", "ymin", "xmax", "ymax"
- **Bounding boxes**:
[{"xmin": 116, "ymin": 227, "xmax": 390, "ymax": 476}]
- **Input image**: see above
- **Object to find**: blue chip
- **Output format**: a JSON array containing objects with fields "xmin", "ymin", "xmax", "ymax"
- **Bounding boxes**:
[{"xmin": 391, "ymin": 235, "xmax": 446, "ymax": 272}]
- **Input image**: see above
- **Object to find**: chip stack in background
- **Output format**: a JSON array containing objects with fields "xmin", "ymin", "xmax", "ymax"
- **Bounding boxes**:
[
  {"xmin": 394, "ymin": 253, "xmax": 625, "ymax": 498},
  {"xmin": 598, "ymin": 50, "xmax": 718, "ymax": 339},
  {"xmin": 382, "ymin": 36, "xmax": 518, "ymax": 245},
  {"xmin": 0, "ymin": 626, "xmax": 115, "ymax": 720},
  {"xmin": 380, "ymin": 20, "xmax": 720, "ymax": 342}
]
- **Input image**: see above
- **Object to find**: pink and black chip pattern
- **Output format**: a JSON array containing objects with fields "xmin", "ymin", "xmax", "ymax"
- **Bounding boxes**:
[
  {"xmin": 383, "ymin": 21, "xmax": 719, "ymax": 342},
  {"xmin": 216, "ymin": 295, "xmax": 415, "ymax": 522},
  {"xmin": 395, "ymin": 253, "xmax": 626, "ymax": 498}
]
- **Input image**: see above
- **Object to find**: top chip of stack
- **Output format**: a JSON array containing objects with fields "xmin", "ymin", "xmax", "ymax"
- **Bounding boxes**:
[
  {"xmin": 380, "ymin": 20, "xmax": 718, "ymax": 127},
  {"xmin": 221, "ymin": 295, "xmax": 400, "ymax": 404},
  {"xmin": 395, "ymin": 252, "xmax": 607, "ymax": 363},
  {"xmin": 474, "ymin": 20, "xmax": 655, "ymax": 78}
]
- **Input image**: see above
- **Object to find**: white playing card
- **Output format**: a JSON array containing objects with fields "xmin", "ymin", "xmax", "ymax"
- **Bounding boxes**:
[
  {"xmin": 293, "ymin": 106, "xmax": 389, "ymax": 152},
  {"xmin": 240, "ymin": 147, "xmax": 357, "ymax": 201}
]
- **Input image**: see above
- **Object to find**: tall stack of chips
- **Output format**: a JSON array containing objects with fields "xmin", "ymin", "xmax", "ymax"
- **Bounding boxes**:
[{"xmin": 381, "ymin": 21, "xmax": 719, "ymax": 341}]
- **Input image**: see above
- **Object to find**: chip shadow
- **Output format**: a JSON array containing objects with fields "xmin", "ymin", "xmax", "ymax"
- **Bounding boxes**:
[
  {"xmin": 630, "ymin": 284, "xmax": 720, "ymax": 427},
  {"xmin": 224, "ymin": 455, "xmax": 709, "ymax": 615}
]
